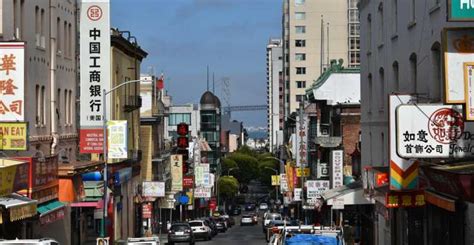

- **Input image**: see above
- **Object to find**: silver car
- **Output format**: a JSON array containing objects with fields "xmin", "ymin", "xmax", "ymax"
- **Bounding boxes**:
[{"xmin": 240, "ymin": 214, "xmax": 254, "ymax": 226}]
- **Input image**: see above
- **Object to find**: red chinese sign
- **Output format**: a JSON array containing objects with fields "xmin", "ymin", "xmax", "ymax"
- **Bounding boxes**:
[
  {"xmin": 142, "ymin": 203, "xmax": 152, "ymax": 219},
  {"xmin": 183, "ymin": 176, "xmax": 194, "ymax": 188},
  {"xmin": 79, "ymin": 128, "xmax": 104, "ymax": 153},
  {"xmin": 0, "ymin": 42, "xmax": 25, "ymax": 121}
]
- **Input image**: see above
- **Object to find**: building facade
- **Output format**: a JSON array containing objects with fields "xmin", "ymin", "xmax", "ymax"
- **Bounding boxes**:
[
  {"xmin": 282, "ymin": 0, "xmax": 359, "ymax": 115},
  {"xmin": 359, "ymin": 0, "xmax": 474, "ymax": 244},
  {"xmin": 266, "ymin": 38, "xmax": 284, "ymax": 153},
  {"xmin": 164, "ymin": 104, "xmax": 200, "ymax": 141}
]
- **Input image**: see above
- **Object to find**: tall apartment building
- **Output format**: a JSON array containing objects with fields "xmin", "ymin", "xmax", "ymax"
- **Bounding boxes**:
[
  {"xmin": 266, "ymin": 38, "xmax": 284, "ymax": 152},
  {"xmin": 359, "ymin": 0, "xmax": 474, "ymax": 244},
  {"xmin": 282, "ymin": 0, "xmax": 359, "ymax": 115}
]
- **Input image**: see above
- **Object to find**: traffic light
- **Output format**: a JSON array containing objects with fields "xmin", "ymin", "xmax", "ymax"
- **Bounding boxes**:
[{"xmin": 177, "ymin": 123, "xmax": 189, "ymax": 174}]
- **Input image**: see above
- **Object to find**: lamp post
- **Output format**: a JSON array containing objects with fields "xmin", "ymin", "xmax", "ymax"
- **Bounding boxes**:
[{"xmin": 100, "ymin": 79, "xmax": 147, "ymax": 237}]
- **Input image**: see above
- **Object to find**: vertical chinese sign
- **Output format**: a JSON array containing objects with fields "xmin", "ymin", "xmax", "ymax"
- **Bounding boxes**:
[
  {"xmin": 79, "ymin": 0, "xmax": 111, "ymax": 153},
  {"xmin": 0, "ymin": 42, "xmax": 25, "ymax": 122},
  {"xmin": 296, "ymin": 115, "xmax": 308, "ymax": 167},
  {"xmin": 171, "ymin": 154, "xmax": 183, "ymax": 192},
  {"xmin": 331, "ymin": 150, "xmax": 343, "ymax": 189},
  {"xmin": 107, "ymin": 120, "xmax": 127, "ymax": 159}
]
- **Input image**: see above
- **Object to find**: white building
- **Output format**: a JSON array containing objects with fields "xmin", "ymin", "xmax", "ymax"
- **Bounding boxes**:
[
  {"xmin": 266, "ymin": 38, "xmax": 283, "ymax": 153},
  {"xmin": 164, "ymin": 104, "xmax": 200, "ymax": 140},
  {"xmin": 359, "ymin": 0, "xmax": 474, "ymax": 244},
  {"xmin": 282, "ymin": 0, "xmax": 359, "ymax": 115}
]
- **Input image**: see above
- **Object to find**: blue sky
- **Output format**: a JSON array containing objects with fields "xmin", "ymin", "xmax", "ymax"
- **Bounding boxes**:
[{"xmin": 111, "ymin": 0, "xmax": 282, "ymax": 127}]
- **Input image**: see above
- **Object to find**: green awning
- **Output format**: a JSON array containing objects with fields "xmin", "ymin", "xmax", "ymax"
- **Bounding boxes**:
[
  {"xmin": 84, "ymin": 181, "xmax": 111, "ymax": 201},
  {"xmin": 37, "ymin": 200, "xmax": 65, "ymax": 217}
]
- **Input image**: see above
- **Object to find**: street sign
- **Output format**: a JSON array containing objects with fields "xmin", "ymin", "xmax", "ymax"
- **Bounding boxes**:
[{"xmin": 448, "ymin": 0, "xmax": 474, "ymax": 21}]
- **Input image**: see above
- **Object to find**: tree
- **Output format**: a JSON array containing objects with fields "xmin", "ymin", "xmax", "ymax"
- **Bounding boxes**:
[
  {"xmin": 257, "ymin": 159, "xmax": 279, "ymax": 187},
  {"xmin": 221, "ymin": 158, "xmax": 238, "ymax": 177},
  {"xmin": 228, "ymin": 153, "xmax": 259, "ymax": 185},
  {"xmin": 218, "ymin": 176, "xmax": 239, "ymax": 199}
]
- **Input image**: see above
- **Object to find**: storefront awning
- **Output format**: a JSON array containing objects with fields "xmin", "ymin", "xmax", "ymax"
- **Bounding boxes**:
[
  {"xmin": 321, "ymin": 181, "xmax": 374, "ymax": 205},
  {"xmin": 83, "ymin": 181, "xmax": 111, "ymax": 201},
  {"xmin": 70, "ymin": 201, "xmax": 100, "ymax": 208},
  {"xmin": 37, "ymin": 200, "xmax": 65, "ymax": 225},
  {"xmin": 0, "ymin": 193, "xmax": 37, "ymax": 224}
]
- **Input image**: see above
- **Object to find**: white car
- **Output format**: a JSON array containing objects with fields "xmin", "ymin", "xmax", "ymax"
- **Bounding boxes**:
[
  {"xmin": 240, "ymin": 214, "xmax": 254, "ymax": 226},
  {"xmin": 0, "ymin": 239, "xmax": 59, "ymax": 245},
  {"xmin": 188, "ymin": 220, "xmax": 212, "ymax": 241},
  {"xmin": 259, "ymin": 203, "xmax": 269, "ymax": 210},
  {"xmin": 127, "ymin": 237, "xmax": 160, "ymax": 244}
]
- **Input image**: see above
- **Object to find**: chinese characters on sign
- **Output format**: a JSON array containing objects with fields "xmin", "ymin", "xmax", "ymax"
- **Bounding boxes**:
[
  {"xmin": 385, "ymin": 191, "xmax": 425, "ymax": 208},
  {"xmin": 0, "ymin": 122, "xmax": 27, "ymax": 151},
  {"xmin": 0, "ymin": 42, "xmax": 25, "ymax": 121},
  {"xmin": 194, "ymin": 187, "xmax": 211, "ymax": 198},
  {"xmin": 331, "ymin": 150, "xmax": 344, "ymax": 188},
  {"xmin": 396, "ymin": 105, "xmax": 474, "ymax": 158},
  {"xmin": 107, "ymin": 120, "xmax": 127, "ymax": 159},
  {"xmin": 142, "ymin": 181, "xmax": 165, "ymax": 197},
  {"xmin": 306, "ymin": 180, "xmax": 330, "ymax": 200},
  {"xmin": 465, "ymin": 63, "xmax": 474, "ymax": 120},
  {"xmin": 80, "ymin": 0, "xmax": 110, "ymax": 153},
  {"xmin": 171, "ymin": 155, "xmax": 183, "ymax": 191},
  {"xmin": 296, "ymin": 115, "xmax": 308, "ymax": 167}
]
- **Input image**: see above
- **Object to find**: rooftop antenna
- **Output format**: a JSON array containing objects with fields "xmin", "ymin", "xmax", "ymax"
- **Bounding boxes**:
[
  {"xmin": 207, "ymin": 65, "xmax": 209, "ymax": 91},
  {"xmin": 212, "ymin": 72, "xmax": 215, "ymax": 93}
]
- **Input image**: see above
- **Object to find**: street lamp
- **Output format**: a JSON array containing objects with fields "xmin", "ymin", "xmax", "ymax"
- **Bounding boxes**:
[
  {"xmin": 227, "ymin": 167, "xmax": 239, "ymax": 176},
  {"xmin": 263, "ymin": 166, "xmax": 279, "ymax": 203},
  {"xmin": 100, "ymin": 79, "xmax": 148, "ymax": 237}
]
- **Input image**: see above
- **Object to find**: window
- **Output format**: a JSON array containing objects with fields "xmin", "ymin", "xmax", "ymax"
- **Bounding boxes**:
[
  {"xmin": 285, "ymin": 54, "xmax": 289, "ymax": 62},
  {"xmin": 367, "ymin": 14, "xmax": 372, "ymax": 49},
  {"xmin": 169, "ymin": 113, "xmax": 191, "ymax": 126},
  {"xmin": 41, "ymin": 8, "xmax": 45, "ymax": 46},
  {"xmin": 296, "ymin": 81, "xmax": 306, "ymax": 88},
  {"xmin": 57, "ymin": 89, "xmax": 61, "ymax": 124},
  {"xmin": 295, "ymin": 39, "xmax": 306, "ymax": 47},
  {"xmin": 35, "ymin": 6, "xmax": 40, "ymax": 46},
  {"xmin": 410, "ymin": 0, "xmax": 416, "ymax": 22},
  {"xmin": 368, "ymin": 74, "xmax": 372, "ymax": 112},
  {"xmin": 379, "ymin": 68, "xmax": 385, "ymax": 110},
  {"xmin": 295, "ymin": 0, "xmax": 305, "ymax": 5},
  {"xmin": 296, "ymin": 67, "xmax": 306, "ymax": 74},
  {"xmin": 378, "ymin": 2, "xmax": 384, "ymax": 44},
  {"xmin": 349, "ymin": 9, "xmax": 358, "ymax": 22},
  {"xmin": 350, "ymin": 38, "xmax": 360, "ymax": 50},
  {"xmin": 57, "ymin": 18, "xmax": 61, "ymax": 53},
  {"xmin": 286, "ymin": 80, "xmax": 289, "ymax": 89},
  {"xmin": 410, "ymin": 53, "xmax": 417, "ymax": 93},
  {"xmin": 64, "ymin": 89, "xmax": 68, "ymax": 125},
  {"xmin": 64, "ymin": 21, "xmax": 68, "ymax": 56},
  {"xmin": 295, "ymin": 26, "xmax": 306, "ymax": 34},
  {"xmin": 35, "ymin": 85, "xmax": 40, "ymax": 125},
  {"xmin": 68, "ymin": 23, "xmax": 72, "ymax": 57},
  {"xmin": 41, "ymin": 86, "xmax": 45, "ymax": 125},
  {"xmin": 392, "ymin": 0, "xmax": 398, "ymax": 34},
  {"xmin": 295, "ymin": 12, "xmax": 306, "ymax": 20},
  {"xmin": 296, "ymin": 95, "xmax": 305, "ymax": 102},
  {"xmin": 20, "ymin": 0, "xmax": 24, "ymax": 39},
  {"xmin": 69, "ymin": 90, "xmax": 73, "ymax": 124},
  {"xmin": 349, "ymin": 24, "xmax": 360, "ymax": 36},
  {"xmin": 295, "ymin": 53, "xmax": 306, "ymax": 61},
  {"xmin": 393, "ymin": 61, "xmax": 399, "ymax": 92}
]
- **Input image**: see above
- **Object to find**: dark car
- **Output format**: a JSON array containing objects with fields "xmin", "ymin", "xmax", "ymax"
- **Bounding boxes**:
[
  {"xmin": 214, "ymin": 218, "xmax": 227, "ymax": 233},
  {"xmin": 245, "ymin": 203, "xmax": 256, "ymax": 211},
  {"xmin": 202, "ymin": 218, "xmax": 218, "ymax": 236},
  {"xmin": 167, "ymin": 223, "xmax": 194, "ymax": 245},
  {"xmin": 231, "ymin": 206, "xmax": 242, "ymax": 215}
]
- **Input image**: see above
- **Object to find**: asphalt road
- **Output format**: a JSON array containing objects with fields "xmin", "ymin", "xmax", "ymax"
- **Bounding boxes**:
[{"xmin": 163, "ymin": 215, "xmax": 267, "ymax": 245}]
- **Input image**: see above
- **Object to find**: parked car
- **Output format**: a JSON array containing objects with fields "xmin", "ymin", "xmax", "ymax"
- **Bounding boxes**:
[
  {"xmin": 220, "ymin": 215, "xmax": 234, "ymax": 227},
  {"xmin": 251, "ymin": 212, "xmax": 259, "ymax": 224},
  {"xmin": 241, "ymin": 214, "xmax": 254, "ymax": 226},
  {"xmin": 0, "ymin": 239, "xmax": 59, "ymax": 245},
  {"xmin": 202, "ymin": 217, "xmax": 219, "ymax": 236},
  {"xmin": 188, "ymin": 220, "xmax": 212, "ymax": 241},
  {"xmin": 263, "ymin": 213, "xmax": 283, "ymax": 233},
  {"xmin": 167, "ymin": 223, "xmax": 195, "ymax": 245},
  {"xmin": 127, "ymin": 237, "xmax": 160, "ymax": 245},
  {"xmin": 215, "ymin": 218, "xmax": 228, "ymax": 232},
  {"xmin": 259, "ymin": 202, "xmax": 269, "ymax": 211}
]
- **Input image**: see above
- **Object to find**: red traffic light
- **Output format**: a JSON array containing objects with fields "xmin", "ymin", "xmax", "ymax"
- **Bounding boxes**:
[{"xmin": 177, "ymin": 123, "xmax": 189, "ymax": 136}]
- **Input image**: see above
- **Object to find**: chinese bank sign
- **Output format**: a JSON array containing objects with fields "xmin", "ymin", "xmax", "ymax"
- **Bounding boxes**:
[
  {"xmin": 79, "ymin": 0, "xmax": 110, "ymax": 153},
  {"xmin": 396, "ymin": 104, "xmax": 474, "ymax": 158},
  {"xmin": 0, "ymin": 42, "xmax": 25, "ymax": 121}
]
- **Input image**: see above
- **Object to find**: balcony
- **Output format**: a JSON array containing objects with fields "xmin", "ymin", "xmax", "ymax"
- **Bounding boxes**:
[{"xmin": 123, "ymin": 95, "xmax": 142, "ymax": 112}]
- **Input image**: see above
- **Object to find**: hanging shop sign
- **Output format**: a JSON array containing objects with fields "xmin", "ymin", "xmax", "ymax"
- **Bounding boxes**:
[
  {"xmin": 183, "ymin": 176, "xmax": 194, "ymax": 188},
  {"xmin": 448, "ymin": 0, "xmax": 474, "ymax": 21},
  {"xmin": 142, "ymin": 203, "xmax": 152, "ymax": 219},
  {"xmin": 285, "ymin": 165, "xmax": 294, "ymax": 191},
  {"xmin": 142, "ymin": 181, "xmax": 165, "ymax": 197},
  {"xmin": 194, "ymin": 164, "xmax": 204, "ymax": 186},
  {"xmin": 0, "ymin": 42, "xmax": 25, "ymax": 121},
  {"xmin": 279, "ymin": 174, "xmax": 288, "ymax": 193},
  {"xmin": 107, "ymin": 120, "xmax": 127, "ymax": 159},
  {"xmin": 0, "ymin": 122, "xmax": 27, "ymax": 151},
  {"xmin": 385, "ymin": 190, "xmax": 425, "ymax": 208},
  {"xmin": 389, "ymin": 95, "xmax": 418, "ymax": 191},
  {"xmin": 294, "ymin": 188, "xmax": 302, "ymax": 201},
  {"xmin": 0, "ymin": 159, "xmax": 29, "ymax": 197},
  {"xmin": 331, "ymin": 150, "xmax": 344, "ymax": 188},
  {"xmin": 203, "ymin": 164, "xmax": 210, "ymax": 187},
  {"xmin": 271, "ymin": 175, "xmax": 280, "ymax": 186},
  {"xmin": 396, "ymin": 104, "xmax": 474, "ymax": 158},
  {"xmin": 443, "ymin": 27, "xmax": 474, "ymax": 103},
  {"xmin": 295, "ymin": 168, "xmax": 310, "ymax": 177},
  {"xmin": 296, "ymin": 115, "xmax": 308, "ymax": 167},
  {"xmin": 465, "ymin": 62, "xmax": 474, "ymax": 120},
  {"xmin": 194, "ymin": 187, "xmax": 211, "ymax": 198},
  {"xmin": 317, "ymin": 162, "xmax": 329, "ymax": 178},
  {"xmin": 306, "ymin": 180, "xmax": 330, "ymax": 199},
  {"xmin": 171, "ymin": 155, "xmax": 183, "ymax": 191},
  {"xmin": 79, "ymin": 0, "xmax": 111, "ymax": 153}
]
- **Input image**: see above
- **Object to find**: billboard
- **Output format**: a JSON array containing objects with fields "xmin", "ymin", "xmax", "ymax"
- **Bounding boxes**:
[
  {"xmin": 171, "ymin": 155, "xmax": 183, "ymax": 191},
  {"xmin": 306, "ymin": 180, "xmax": 330, "ymax": 199},
  {"xmin": 0, "ymin": 122, "xmax": 27, "ymax": 151},
  {"xmin": 194, "ymin": 187, "xmax": 211, "ymax": 198},
  {"xmin": 443, "ymin": 28, "xmax": 474, "ymax": 103},
  {"xmin": 183, "ymin": 176, "xmax": 194, "ymax": 188},
  {"xmin": 389, "ymin": 95, "xmax": 418, "ymax": 190},
  {"xmin": 448, "ymin": 0, "xmax": 474, "ymax": 21},
  {"xmin": 0, "ymin": 42, "xmax": 25, "ymax": 121},
  {"xmin": 331, "ymin": 150, "xmax": 344, "ymax": 188},
  {"xmin": 107, "ymin": 120, "xmax": 127, "ymax": 159},
  {"xmin": 80, "ymin": 0, "xmax": 111, "ymax": 152},
  {"xmin": 142, "ymin": 181, "xmax": 165, "ymax": 197}
]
